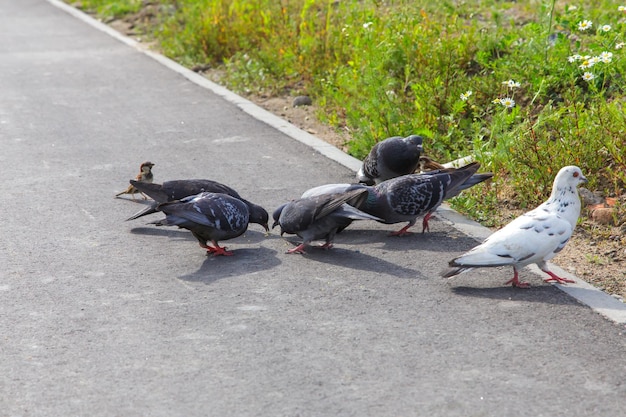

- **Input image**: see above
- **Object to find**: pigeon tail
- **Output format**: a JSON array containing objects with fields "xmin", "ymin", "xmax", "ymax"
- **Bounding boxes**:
[
  {"xmin": 440, "ymin": 266, "xmax": 474, "ymax": 278},
  {"xmin": 129, "ymin": 180, "xmax": 169, "ymax": 202},
  {"xmin": 126, "ymin": 202, "xmax": 159, "ymax": 221}
]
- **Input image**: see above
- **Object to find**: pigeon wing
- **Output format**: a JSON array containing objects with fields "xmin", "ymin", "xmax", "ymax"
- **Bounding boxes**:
[{"xmin": 451, "ymin": 211, "xmax": 574, "ymax": 268}]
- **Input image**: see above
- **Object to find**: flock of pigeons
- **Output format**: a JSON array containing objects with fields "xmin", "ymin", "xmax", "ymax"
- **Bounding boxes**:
[{"xmin": 116, "ymin": 135, "xmax": 588, "ymax": 288}]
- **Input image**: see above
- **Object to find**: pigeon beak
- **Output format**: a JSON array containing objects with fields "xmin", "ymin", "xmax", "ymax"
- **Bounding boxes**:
[
  {"xmin": 271, "ymin": 220, "xmax": 280, "ymax": 229},
  {"xmin": 580, "ymin": 175, "xmax": 588, "ymax": 184}
]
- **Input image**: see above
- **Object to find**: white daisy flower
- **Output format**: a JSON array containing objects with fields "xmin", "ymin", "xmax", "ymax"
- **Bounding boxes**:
[
  {"xmin": 619, "ymin": 6, "xmax": 626, "ymax": 12},
  {"xmin": 492, "ymin": 98, "xmax": 502, "ymax": 105},
  {"xmin": 600, "ymin": 25, "xmax": 612, "ymax": 32},
  {"xmin": 502, "ymin": 79, "xmax": 521, "ymax": 89},
  {"xmin": 460, "ymin": 90, "xmax": 472, "ymax": 101},
  {"xmin": 579, "ymin": 59, "xmax": 594, "ymax": 69},
  {"xmin": 600, "ymin": 51, "xmax": 613, "ymax": 63},
  {"xmin": 500, "ymin": 97, "xmax": 515, "ymax": 108},
  {"xmin": 578, "ymin": 20, "xmax": 593, "ymax": 31},
  {"xmin": 616, "ymin": 42, "xmax": 625, "ymax": 50},
  {"xmin": 582, "ymin": 72, "xmax": 595, "ymax": 82},
  {"xmin": 568, "ymin": 54, "xmax": 583, "ymax": 62},
  {"xmin": 363, "ymin": 22, "xmax": 373, "ymax": 29}
]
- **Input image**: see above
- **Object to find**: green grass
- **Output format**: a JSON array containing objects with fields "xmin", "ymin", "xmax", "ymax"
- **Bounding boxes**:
[{"xmin": 72, "ymin": 0, "xmax": 626, "ymax": 224}]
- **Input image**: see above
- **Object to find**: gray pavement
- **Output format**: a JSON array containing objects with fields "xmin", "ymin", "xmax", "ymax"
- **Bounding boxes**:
[{"xmin": 1, "ymin": 1, "xmax": 625, "ymax": 416}]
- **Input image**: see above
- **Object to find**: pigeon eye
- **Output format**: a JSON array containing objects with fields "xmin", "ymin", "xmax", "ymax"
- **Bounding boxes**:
[{"xmin": 573, "ymin": 172, "xmax": 579, "ymax": 178}]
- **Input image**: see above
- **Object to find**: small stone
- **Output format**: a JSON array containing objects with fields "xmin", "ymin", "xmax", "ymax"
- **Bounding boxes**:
[
  {"xmin": 591, "ymin": 207, "xmax": 617, "ymax": 225},
  {"xmin": 292, "ymin": 95, "xmax": 313, "ymax": 107}
]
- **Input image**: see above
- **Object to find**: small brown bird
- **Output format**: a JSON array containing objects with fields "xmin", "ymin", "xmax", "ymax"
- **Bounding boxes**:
[
  {"xmin": 115, "ymin": 161, "xmax": 155, "ymax": 200},
  {"xmin": 418, "ymin": 156, "xmax": 446, "ymax": 172}
]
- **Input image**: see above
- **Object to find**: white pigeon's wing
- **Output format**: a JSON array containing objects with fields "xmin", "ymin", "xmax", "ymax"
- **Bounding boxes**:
[{"xmin": 453, "ymin": 210, "xmax": 574, "ymax": 267}]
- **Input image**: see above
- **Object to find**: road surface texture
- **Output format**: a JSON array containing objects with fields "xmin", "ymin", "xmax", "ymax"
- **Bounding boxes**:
[{"xmin": 1, "ymin": 1, "xmax": 624, "ymax": 416}]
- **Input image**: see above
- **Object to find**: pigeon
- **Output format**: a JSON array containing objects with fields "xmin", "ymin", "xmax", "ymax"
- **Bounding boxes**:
[
  {"xmin": 418, "ymin": 156, "xmax": 446, "ymax": 172},
  {"xmin": 357, "ymin": 135, "xmax": 424, "ymax": 185},
  {"xmin": 150, "ymin": 192, "xmax": 250, "ymax": 256},
  {"xmin": 272, "ymin": 188, "xmax": 381, "ymax": 254},
  {"xmin": 115, "ymin": 161, "xmax": 155, "ymax": 200},
  {"xmin": 348, "ymin": 162, "xmax": 493, "ymax": 236},
  {"xmin": 125, "ymin": 179, "xmax": 269, "ymax": 232},
  {"xmin": 441, "ymin": 166, "xmax": 588, "ymax": 288}
]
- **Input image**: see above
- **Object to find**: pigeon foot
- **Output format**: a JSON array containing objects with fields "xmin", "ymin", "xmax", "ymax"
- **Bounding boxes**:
[
  {"xmin": 542, "ymin": 270, "xmax": 575, "ymax": 284},
  {"xmin": 504, "ymin": 271, "xmax": 531, "ymax": 288},
  {"xmin": 287, "ymin": 244, "xmax": 307, "ymax": 254},
  {"xmin": 421, "ymin": 213, "xmax": 433, "ymax": 233},
  {"xmin": 202, "ymin": 242, "xmax": 234, "ymax": 256},
  {"xmin": 389, "ymin": 225, "xmax": 413, "ymax": 237}
]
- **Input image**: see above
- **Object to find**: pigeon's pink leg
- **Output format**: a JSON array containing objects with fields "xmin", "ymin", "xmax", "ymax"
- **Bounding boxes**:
[
  {"xmin": 542, "ymin": 269, "xmax": 575, "ymax": 284},
  {"xmin": 319, "ymin": 242, "xmax": 334, "ymax": 250},
  {"xmin": 201, "ymin": 242, "xmax": 234, "ymax": 256},
  {"xmin": 389, "ymin": 224, "xmax": 413, "ymax": 237},
  {"xmin": 287, "ymin": 243, "xmax": 307, "ymax": 254},
  {"xmin": 504, "ymin": 269, "xmax": 531, "ymax": 288},
  {"xmin": 421, "ymin": 213, "xmax": 433, "ymax": 233}
]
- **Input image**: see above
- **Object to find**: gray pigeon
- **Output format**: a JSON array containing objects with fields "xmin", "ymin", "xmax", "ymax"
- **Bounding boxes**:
[
  {"xmin": 357, "ymin": 135, "xmax": 424, "ymax": 185},
  {"xmin": 126, "ymin": 179, "xmax": 269, "ymax": 232},
  {"xmin": 150, "ymin": 192, "xmax": 250, "ymax": 256},
  {"xmin": 350, "ymin": 162, "xmax": 492, "ymax": 235},
  {"xmin": 272, "ymin": 188, "xmax": 381, "ymax": 254},
  {"xmin": 441, "ymin": 166, "xmax": 587, "ymax": 288}
]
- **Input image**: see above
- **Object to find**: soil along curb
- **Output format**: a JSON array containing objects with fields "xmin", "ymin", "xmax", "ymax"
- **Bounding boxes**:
[{"xmin": 49, "ymin": 0, "xmax": 626, "ymax": 325}]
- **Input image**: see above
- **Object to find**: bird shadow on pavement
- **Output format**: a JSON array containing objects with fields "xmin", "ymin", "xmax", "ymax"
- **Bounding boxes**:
[
  {"xmin": 450, "ymin": 283, "xmax": 580, "ymax": 305},
  {"xmin": 129, "ymin": 227, "xmax": 269, "ymax": 245},
  {"xmin": 178, "ymin": 246, "xmax": 281, "ymax": 284},
  {"xmin": 278, "ymin": 238, "xmax": 424, "ymax": 279},
  {"xmin": 335, "ymin": 227, "xmax": 476, "ymax": 254},
  {"xmin": 130, "ymin": 226, "xmax": 190, "ymax": 240}
]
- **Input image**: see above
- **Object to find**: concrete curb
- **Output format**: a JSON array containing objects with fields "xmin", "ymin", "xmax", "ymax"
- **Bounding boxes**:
[{"xmin": 48, "ymin": 0, "xmax": 626, "ymax": 326}]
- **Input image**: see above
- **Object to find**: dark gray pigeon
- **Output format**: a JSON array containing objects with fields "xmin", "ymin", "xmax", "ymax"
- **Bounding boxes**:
[
  {"xmin": 354, "ymin": 162, "xmax": 492, "ymax": 235},
  {"xmin": 126, "ymin": 179, "xmax": 269, "ymax": 232},
  {"xmin": 150, "ymin": 192, "xmax": 250, "ymax": 256},
  {"xmin": 272, "ymin": 188, "xmax": 381, "ymax": 254},
  {"xmin": 357, "ymin": 135, "xmax": 424, "ymax": 185}
]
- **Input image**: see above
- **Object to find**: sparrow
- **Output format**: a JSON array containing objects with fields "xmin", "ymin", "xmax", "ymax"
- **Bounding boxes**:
[
  {"xmin": 418, "ymin": 156, "xmax": 446, "ymax": 172},
  {"xmin": 115, "ymin": 161, "xmax": 155, "ymax": 200}
]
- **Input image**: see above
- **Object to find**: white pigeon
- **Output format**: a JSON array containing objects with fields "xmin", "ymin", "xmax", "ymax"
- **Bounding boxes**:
[{"xmin": 441, "ymin": 166, "xmax": 588, "ymax": 288}]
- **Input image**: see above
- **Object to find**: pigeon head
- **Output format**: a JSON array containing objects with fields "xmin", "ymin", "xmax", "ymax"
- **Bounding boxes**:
[
  {"xmin": 553, "ymin": 165, "xmax": 588, "ymax": 189},
  {"xmin": 271, "ymin": 203, "xmax": 288, "ymax": 232},
  {"xmin": 404, "ymin": 135, "xmax": 424, "ymax": 153},
  {"xmin": 248, "ymin": 203, "xmax": 270, "ymax": 232}
]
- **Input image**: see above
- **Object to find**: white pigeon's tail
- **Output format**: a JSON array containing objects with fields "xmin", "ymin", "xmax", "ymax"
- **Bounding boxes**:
[{"xmin": 440, "ymin": 266, "xmax": 474, "ymax": 278}]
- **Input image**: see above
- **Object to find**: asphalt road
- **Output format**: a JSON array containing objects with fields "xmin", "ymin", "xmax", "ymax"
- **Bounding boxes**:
[{"xmin": 1, "ymin": 1, "xmax": 625, "ymax": 416}]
